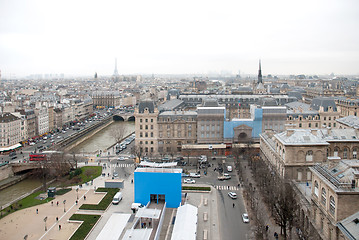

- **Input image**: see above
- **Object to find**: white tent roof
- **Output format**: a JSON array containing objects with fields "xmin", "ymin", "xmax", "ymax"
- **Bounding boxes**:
[
  {"xmin": 96, "ymin": 213, "xmax": 131, "ymax": 240},
  {"xmin": 138, "ymin": 161, "xmax": 178, "ymax": 168},
  {"xmin": 122, "ymin": 228, "xmax": 152, "ymax": 240},
  {"xmin": 0, "ymin": 143, "xmax": 22, "ymax": 152},
  {"xmin": 135, "ymin": 207, "xmax": 161, "ymax": 219},
  {"xmin": 171, "ymin": 204, "xmax": 198, "ymax": 240}
]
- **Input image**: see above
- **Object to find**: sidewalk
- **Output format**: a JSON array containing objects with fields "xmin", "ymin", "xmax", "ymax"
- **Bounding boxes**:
[{"xmin": 240, "ymin": 159, "xmax": 284, "ymax": 240}]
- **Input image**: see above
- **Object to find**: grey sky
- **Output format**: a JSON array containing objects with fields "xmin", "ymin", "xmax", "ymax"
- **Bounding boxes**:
[{"xmin": 0, "ymin": 0, "xmax": 358, "ymax": 77}]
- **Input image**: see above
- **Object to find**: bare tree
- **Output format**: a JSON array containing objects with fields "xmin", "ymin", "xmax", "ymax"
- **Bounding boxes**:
[{"xmin": 110, "ymin": 124, "xmax": 126, "ymax": 144}]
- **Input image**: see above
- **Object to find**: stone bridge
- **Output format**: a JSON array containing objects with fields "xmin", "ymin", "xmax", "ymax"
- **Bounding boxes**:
[
  {"xmin": 113, "ymin": 113, "xmax": 135, "ymax": 121},
  {"xmin": 11, "ymin": 163, "xmax": 40, "ymax": 174}
]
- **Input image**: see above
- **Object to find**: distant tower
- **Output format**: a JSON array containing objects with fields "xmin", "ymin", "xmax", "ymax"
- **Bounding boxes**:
[
  {"xmin": 258, "ymin": 60, "xmax": 262, "ymax": 84},
  {"xmin": 94, "ymin": 72, "xmax": 98, "ymax": 79},
  {"xmin": 113, "ymin": 58, "xmax": 119, "ymax": 76}
]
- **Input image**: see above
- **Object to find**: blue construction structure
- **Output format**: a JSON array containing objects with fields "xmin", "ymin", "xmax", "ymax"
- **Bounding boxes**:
[
  {"xmin": 223, "ymin": 105, "xmax": 263, "ymax": 140},
  {"xmin": 134, "ymin": 168, "xmax": 182, "ymax": 208}
]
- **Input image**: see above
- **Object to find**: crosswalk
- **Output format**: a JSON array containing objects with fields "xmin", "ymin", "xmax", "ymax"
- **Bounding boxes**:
[
  {"xmin": 215, "ymin": 185, "xmax": 239, "ymax": 191},
  {"xmin": 110, "ymin": 163, "xmax": 134, "ymax": 168}
]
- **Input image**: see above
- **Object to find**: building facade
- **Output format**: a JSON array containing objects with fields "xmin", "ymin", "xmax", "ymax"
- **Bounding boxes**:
[
  {"xmin": 0, "ymin": 113, "xmax": 21, "ymax": 148},
  {"xmin": 310, "ymin": 160, "xmax": 359, "ymax": 240}
]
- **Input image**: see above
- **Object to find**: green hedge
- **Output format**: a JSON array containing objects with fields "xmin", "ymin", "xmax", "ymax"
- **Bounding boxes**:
[
  {"xmin": 69, "ymin": 214, "xmax": 101, "ymax": 240},
  {"xmin": 55, "ymin": 188, "xmax": 72, "ymax": 195},
  {"xmin": 182, "ymin": 186, "xmax": 211, "ymax": 191},
  {"xmin": 79, "ymin": 188, "xmax": 119, "ymax": 210}
]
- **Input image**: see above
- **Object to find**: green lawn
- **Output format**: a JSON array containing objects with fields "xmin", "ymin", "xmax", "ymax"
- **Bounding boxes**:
[
  {"xmin": 0, "ymin": 191, "xmax": 53, "ymax": 219},
  {"xmin": 55, "ymin": 188, "xmax": 72, "ymax": 195},
  {"xmin": 69, "ymin": 214, "xmax": 101, "ymax": 240},
  {"xmin": 78, "ymin": 166, "xmax": 102, "ymax": 184},
  {"xmin": 182, "ymin": 186, "xmax": 211, "ymax": 191},
  {"xmin": 79, "ymin": 188, "xmax": 119, "ymax": 210}
]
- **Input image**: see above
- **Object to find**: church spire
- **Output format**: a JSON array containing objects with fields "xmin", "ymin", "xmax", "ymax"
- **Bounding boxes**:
[{"xmin": 258, "ymin": 59, "xmax": 262, "ymax": 84}]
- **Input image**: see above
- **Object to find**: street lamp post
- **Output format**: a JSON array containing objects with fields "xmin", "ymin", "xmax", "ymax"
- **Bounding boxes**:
[
  {"xmin": 44, "ymin": 216, "xmax": 47, "ymax": 231},
  {"xmin": 63, "ymin": 200, "xmax": 66, "ymax": 212}
]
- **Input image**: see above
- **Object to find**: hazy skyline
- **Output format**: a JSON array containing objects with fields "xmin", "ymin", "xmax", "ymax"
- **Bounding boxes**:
[{"xmin": 1, "ymin": 0, "xmax": 359, "ymax": 77}]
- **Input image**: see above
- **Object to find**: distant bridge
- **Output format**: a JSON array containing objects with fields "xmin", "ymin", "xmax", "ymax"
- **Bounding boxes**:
[{"xmin": 113, "ymin": 113, "xmax": 135, "ymax": 121}]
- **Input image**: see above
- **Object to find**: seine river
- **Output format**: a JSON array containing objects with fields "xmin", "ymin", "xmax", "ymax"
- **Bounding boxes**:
[
  {"xmin": 71, "ymin": 121, "xmax": 135, "ymax": 153},
  {"xmin": 0, "ymin": 121, "xmax": 134, "ymax": 207}
]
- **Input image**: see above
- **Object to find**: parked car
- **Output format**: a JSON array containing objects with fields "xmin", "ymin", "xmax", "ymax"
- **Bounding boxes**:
[
  {"xmin": 131, "ymin": 203, "xmax": 144, "ymax": 211},
  {"xmin": 242, "ymin": 213, "xmax": 249, "ymax": 223},
  {"xmin": 184, "ymin": 178, "xmax": 196, "ymax": 184},
  {"xmin": 175, "ymin": 156, "xmax": 184, "ymax": 162},
  {"xmin": 189, "ymin": 173, "xmax": 201, "ymax": 178},
  {"xmin": 113, "ymin": 172, "xmax": 119, "ymax": 177},
  {"xmin": 228, "ymin": 192, "xmax": 237, "ymax": 199}
]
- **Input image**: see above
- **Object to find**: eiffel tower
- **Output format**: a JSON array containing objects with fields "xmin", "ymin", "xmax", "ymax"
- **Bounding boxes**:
[{"xmin": 113, "ymin": 58, "xmax": 119, "ymax": 77}]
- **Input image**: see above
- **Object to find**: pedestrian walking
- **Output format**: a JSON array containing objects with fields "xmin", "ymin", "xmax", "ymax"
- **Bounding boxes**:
[
  {"xmin": 57, "ymin": 201, "xmax": 59, "ymax": 206},
  {"xmin": 266, "ymin": 225, "xmax": 269, "ymax": 231},
  {"xmin": 59, "ymin": 225, "xmax": 61, "ymax": 230},
  {"xmin": 274, "ymin": 232, "xmax": 278, "ymax": 239},
  {"xmin": 75, "ymin": 200, "xmax": 78, "ymax": 205},
  {"xmin": 131, "ymin": 179, "xmax": 133, "ymax": 184},
  {"xmin": 84, "ymin": 195, "xmax": 86, "ymax": 200},
  {"xmin": 51, "ymin": 201, "xmax": 54, "ymax": 206},
  {"xmin": 56, "ymin": 217, "xmax": 58, "ymax": 221},
  {"xmin": 233, "ymin": 203, "xmax": 235, "ymax": 208},
  {"xmin": 36, "ymin": 208, "xmax": 38, "ymax": 214}
]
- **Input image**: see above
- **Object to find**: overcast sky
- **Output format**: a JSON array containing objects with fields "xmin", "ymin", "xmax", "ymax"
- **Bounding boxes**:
[{"xmin": 0, "ymin": 0, "xmax": 358, "ymax": 77}]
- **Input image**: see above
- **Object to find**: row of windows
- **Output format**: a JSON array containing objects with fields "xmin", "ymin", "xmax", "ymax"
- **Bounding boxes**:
[
  {"xmin": 139, "ymin": 118, "xmax": 154, "ymax": 123},
  {"xmin": 159, "ymin": 124, "xmax": 192, "ymax": 130},
  {"xmin": 139, "ymin": 125, "xmax": 154, "ymax": 130},
  {"xmin": 200, "ymin": 125, "xmax": 221, "ymax": 131},
  {"xmin": 139, "ymin": 141, "xmax": 154, "ymax": 145},
  {"xmin": 159, "ymin": 131, "xmax": 193, "ymax": 138},
  {"xmin": 200, "ymin": 132, "xmax": 220, "ymax": 138},
  {"xmin": 314, "ymin": 182, "xmax": 336, "ymax": 215},
  {"xmin": 287, "ymin": 116, "xmax": 337, "ymax": 121},
  {"xmin": 158, "ymin": 118, "xmax": 195, "ymax": 122},
  {"xmin": 139, "ymin": 132, "xmax": 154, "ymax": 137}
]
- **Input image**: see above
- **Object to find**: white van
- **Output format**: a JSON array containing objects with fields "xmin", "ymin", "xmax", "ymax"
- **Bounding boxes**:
[
  {"xmin": 112, "ymin": 192, "xmax": 123, "ymax": 205},
  {"xmin": 227, "ymin": 166, "xmax": 233, "ymax": 172}
]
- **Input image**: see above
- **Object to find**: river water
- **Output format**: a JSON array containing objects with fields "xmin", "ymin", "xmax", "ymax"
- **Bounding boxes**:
[
  {"xmin": 0, "ymin": 121, "xmax": 134, "ymax": 207},
  {"xmin": 71, "ymin": 121, "xmax": 135, "ymax": 153}
]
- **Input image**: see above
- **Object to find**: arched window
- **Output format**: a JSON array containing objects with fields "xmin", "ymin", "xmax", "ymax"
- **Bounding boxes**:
[
  {"xmin": 321, "ymin": 188, "xmax": 327, "ymax": 205},
  {"xmin": 334, "ymin": 147, "xmax": 339, "ymax": 157},
  {"xmin": 306, "ymin": 150, "xmax": 313, "ymax": 161},
  {"xmin": 329, "ymin": 196, "xmax": 335, "ymax": 215},
  {"xmin": 343, "ymin": 148, "xmax": 348, "ymax": 159},
  {"xmin": 353, "ymin": 148, "xmax": 357, "ymax": 159},
  {"xmin": 299, "ymin": 123, "xmax": 302, "ymax": 128},
  {"xmin": 314, "ymin": 181, "xmax": 319, "ymax": 196}
]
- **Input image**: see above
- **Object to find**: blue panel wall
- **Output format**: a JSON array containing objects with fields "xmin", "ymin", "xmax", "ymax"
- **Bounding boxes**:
[
  {"xmin": 223, "ymin": 108, "xmax": 263, "ymax": 138},
  {"xmin": 134, "ymin": 171, "xmax": 182, "ymax": 208}
]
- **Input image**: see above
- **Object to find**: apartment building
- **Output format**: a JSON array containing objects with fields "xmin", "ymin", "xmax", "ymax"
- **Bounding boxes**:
[
  {"xmin": 196, "ymin": 100, "xmax": 225, "ymax": 144},
  {"xmin": 134, "ymin": 101, "xmax": 159, "ymax": 157},
  {"xmin": 336, "ymin": 98, "xmax": 359, "ymax": 117},
  {"xmin": 310, "ymin": 160, "xmax": 359, "ymax": 240},
  {"xmin": 34, "ymin": 107, "xmax": 49, "ymax": 136},
  {"xmin": 157, "ymin": 110, "xmax": 197, "ymax": 155},
  {"xmin": 16, "ymin": 109, "xmax": 36, "ymax": 139},
  {"xmin": 261, "ymin": 128, "xmax": 359, "ymax": 182},
  {"xmin": 92, "ymin": 91, "xmax": 121, "ymax": 108},
  {"xmin": 0, "ymin": 113, "xmax": 21, "ymax": 148},
  {"xmin": 260, "ymin": 129, "xmax": 328, "ymax": 181}
]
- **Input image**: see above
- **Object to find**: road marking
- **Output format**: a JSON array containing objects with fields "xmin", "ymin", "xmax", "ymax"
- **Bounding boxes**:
[{"xmin": 215, "ymin": 185, "xmax": 239, "ymax": 191}]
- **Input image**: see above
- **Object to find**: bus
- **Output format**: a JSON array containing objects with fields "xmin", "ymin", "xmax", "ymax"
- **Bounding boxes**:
[{"xmin": 29, "ymin": 154, "xmax": 47, "ymax": 161}]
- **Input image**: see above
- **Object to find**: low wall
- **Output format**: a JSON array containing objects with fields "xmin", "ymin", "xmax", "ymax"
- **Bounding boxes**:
[
  {"xmin": 0, "ymin": 165, "xmax": 14, "ymax": 182},
  {"xmin": 65, "ymin": 120, "xmax": 114, "ymax": 152}
]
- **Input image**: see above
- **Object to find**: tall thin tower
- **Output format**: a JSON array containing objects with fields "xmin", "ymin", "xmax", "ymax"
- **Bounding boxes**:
[
  {"xmin": 258, "ymin": 59, "xmax": 262, "ymax": 84},
  {"xmin": 113, "ymin": 58, "xmax": 119, "ymax": 76}
]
